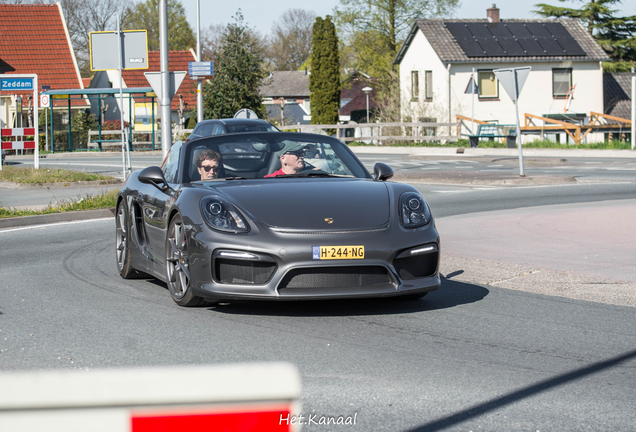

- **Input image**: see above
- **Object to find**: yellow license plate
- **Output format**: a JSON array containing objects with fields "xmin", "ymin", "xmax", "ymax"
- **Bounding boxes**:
[{"xmin": 312, "ymin": 246, "xmax": 365, "ymax": 260}]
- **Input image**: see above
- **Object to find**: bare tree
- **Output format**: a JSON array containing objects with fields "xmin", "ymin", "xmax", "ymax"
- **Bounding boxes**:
[
  {"xmin": 56, "ymin": 0, "xmax": 132, "ymax": 76},
  {"xmin": 200, "ymin": 23, "xmax": 225, "ymax": 61},
  {"xmin": 265, "ymin": 8, "xmax": 316, "ymax": 71}
]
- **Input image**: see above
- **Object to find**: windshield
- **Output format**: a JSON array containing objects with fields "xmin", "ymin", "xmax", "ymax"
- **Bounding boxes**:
[
  {"xmin": 182, "ymin": 133, "xmax": 371, "ymax": 183},
  {"xmin": 226, "ymin": 123, "xmax": 278, "ymax": 133}
]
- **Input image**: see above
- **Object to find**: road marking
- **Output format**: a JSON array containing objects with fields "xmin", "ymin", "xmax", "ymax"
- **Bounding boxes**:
[
  {"xmin": 0, "ymin": 217, "xmax": 112, "ymax": 234},
  {"xmin": 487, "ymin": 164, "xmax": 504, "ymax": 167}
]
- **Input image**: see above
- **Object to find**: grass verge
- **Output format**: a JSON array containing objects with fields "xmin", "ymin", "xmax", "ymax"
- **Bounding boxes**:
[
  {"xmin": 0, "ymin": 166, "xmax": 115, "ymax": 184},
  {"xmin": 0, "ymin": 189, "xmax": 118, "ymax": 218}
]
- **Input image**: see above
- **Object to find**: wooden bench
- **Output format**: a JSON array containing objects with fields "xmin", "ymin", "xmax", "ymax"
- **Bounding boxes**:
[{"xmin": 468, "ymin": 124, "xmax": 517, "ymax": 148}]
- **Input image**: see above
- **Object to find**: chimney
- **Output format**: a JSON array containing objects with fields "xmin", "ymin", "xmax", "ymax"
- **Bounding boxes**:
[{"xmin": 487, "ymin": 4, "xmax": 500, "ymax": 23}]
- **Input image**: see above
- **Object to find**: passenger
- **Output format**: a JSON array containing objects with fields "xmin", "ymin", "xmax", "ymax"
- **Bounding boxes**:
[
  {"xmin": 196, "ymin": 149, "xmax": 222, "ymax": 180},
  {"xmin": 265, "ymin": 142, "xmax": 307, "ymax": 177}
]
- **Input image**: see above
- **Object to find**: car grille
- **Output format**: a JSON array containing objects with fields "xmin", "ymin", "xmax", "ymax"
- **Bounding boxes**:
[
  {"xmin": 393, "ymin": 252, "xmax": 439, "ymax": 280},
  {"xmin": 214, "ymin": 258, "xmax": 277, "ymax": 285},
  {"xmin": 278, "ymin": 266, "xmax": 393, "ymax": 290}
]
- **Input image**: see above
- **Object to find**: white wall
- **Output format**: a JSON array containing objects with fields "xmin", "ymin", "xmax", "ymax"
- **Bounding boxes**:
[
  {"xmin": 450, "ymin": 61, "xmax": 604, "ymax": 142},
  {"xmin": 399, "ymin": 29, "xmax": 606, "ymax": 143},
  {"xmin": 399, "ymin": 30, "xmax": 449, "ymax": 126}
]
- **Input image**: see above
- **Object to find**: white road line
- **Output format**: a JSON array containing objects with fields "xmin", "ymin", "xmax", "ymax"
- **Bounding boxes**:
[
  {"xmin": 0, "ymin": 217, "xmax": 112, "ymax": 234},
  {"xmin": 22, "ymin": 162, "xmax": 147, "ymax": 169}
]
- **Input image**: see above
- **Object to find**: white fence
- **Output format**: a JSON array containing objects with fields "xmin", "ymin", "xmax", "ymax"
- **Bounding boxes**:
[{"xmin": 278, "ymin": 121, "xmax": 460, "ymax": 144}]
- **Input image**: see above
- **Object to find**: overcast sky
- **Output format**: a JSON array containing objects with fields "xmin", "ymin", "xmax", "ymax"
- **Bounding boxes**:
[{"xmin": 178, "ymin": 0, "xmax": 635, "ymax": 38}]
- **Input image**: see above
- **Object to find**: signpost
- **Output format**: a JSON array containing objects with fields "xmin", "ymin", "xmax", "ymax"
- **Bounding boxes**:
[
  {"xmin": 464, "ymin": 69, "xmax": 479, "ymax": 135},
  {"xmin": 493, "ymin": 66, "xmax": 531, "ymax": 177},
  {"xmin": 90, "ymin": 27, "xmax": 148, "ymax": 179},
  {"xmin": 0, "ymin": 74, "xmax": 38, "ymax": 170}
]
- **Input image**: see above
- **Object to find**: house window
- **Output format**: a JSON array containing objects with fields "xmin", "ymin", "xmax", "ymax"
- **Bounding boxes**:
[
  {"xmin": 411, "ymin": 71, "xmax": 419, "ymax": 101},
  {"xmin": 478, "ymin": 70, "xmax": 498, "ymax": 99},
  {"xmin": 425, "ymin": 71, "xmax": 433, "ymax": 100},
  {"xmin": 553, "ymin": 68, "xmax": 572, "ymax": 98}
]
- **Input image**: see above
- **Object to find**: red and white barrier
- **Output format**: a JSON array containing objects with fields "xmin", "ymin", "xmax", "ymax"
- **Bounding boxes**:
[
  {"xmin": 0, "ymin": 362, "xmax": 302, "ymax": 432},
  {"xmin": 1, "ymin": 128, "xmax": 36, "ymax": 150}
]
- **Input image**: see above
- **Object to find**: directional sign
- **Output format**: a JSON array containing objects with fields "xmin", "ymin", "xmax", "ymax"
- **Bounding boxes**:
[
  {"xmin": 493, "ymin": 67, "xmax": 531, "ymax": 102},
  {"xmin": 189, "ymin": 61, "xmax": 213, "ymax": 77},
  {"xmin": 90, "ymin": 30, "xmax": 148, "ymax": 71},
  {"xmin": 144, "ymin": 71, "xmax": 187, "ymax": 101},
  {"xmin": 1, "ymin": 78, "xmax": 34, "ymax": 91}
]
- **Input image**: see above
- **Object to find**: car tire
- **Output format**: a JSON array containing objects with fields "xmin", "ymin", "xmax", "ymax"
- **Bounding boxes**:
[
  {"xmin": 165, "ymin": 213, "xmax": 207, "ymax": 307},
  {"xmin": 116, "ymin": 200, "xmax": 145, "ymax": 279}
]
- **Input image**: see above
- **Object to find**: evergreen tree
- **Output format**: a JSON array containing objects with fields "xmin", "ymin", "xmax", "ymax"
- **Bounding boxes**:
[
  {"xmin": 202, "ymin": 11, "xmax": 266, "ymax": 119},
  {"xmin": 309, "ymin": 16, "xmax": 340, "ymax": 125},
  {"xmin": 535, "ymin": 0, "xmax": 636, "ymax": 70}
]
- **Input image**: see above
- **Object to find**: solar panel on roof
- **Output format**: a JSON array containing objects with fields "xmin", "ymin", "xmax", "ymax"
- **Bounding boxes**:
[
  {"xmin": 444, "ymin": 21, "xmax": 586, "ymax": 58},
  {"xmin": 477, "ymin": 39, "xmax": 506, "ymax": 57},
  {"xmin": 505, "ymin": 23, "xmax": 533, "ymax": 38},
  {"xmin": 517, "ymin": 38, "xmax": 545, "ymax": 56},
  {"xmin": 557, "ymin": 38, "xmax": 586, "ymax": 56},
  {"xmin": 488, "ymin": 24, "xmax": 513, "ymax": 38},
  {"xmin": 543, "ymin": 22, "xmax": 571, "ymax": 38},
  {"xmin": 538, "ymin": 38, "xmax": 566, "ymax": 55},
  {"xmin": 445, "ymin": 23, "xmax": 473, "ymax": 40},
  {"xmin": 455, "ymin": 37, "xmax": 488, "ymax": 57},
  {"xmin": 466, "ymin": 22, "xmax": 494, "ymax": 38},
  {"xmin": 497, "ymin": 38, "xmax": 526, "ymax": 56},
  {"xmin": 525, "ymin": 23, "xmax": 552, "ymax": 38}
]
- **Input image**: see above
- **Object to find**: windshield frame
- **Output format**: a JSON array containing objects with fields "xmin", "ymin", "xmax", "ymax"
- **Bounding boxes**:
[{"xmin": 180, "ymin": 132, "xmax": 372, "ymax": 184}]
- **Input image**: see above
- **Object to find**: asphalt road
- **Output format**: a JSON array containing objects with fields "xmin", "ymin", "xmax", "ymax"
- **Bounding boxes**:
[{"xmin": 1, "ymin": 181, "xmax": 635, "ymax": 431}]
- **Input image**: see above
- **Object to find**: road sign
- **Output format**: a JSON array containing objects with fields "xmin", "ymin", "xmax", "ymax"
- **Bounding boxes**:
[
  {"xmin": 493, "ymin": 67, "xmax": 531, "ymax": 102},
  {"xmin": 0, "ymin": 78, "xmax": 34, "ymax": 91},
  {"xmin": 40, "ymin": 93, "xmax": 50, "ymax": 108},
  {"xmin": 464, "ymin": 76, "xmax": 478, "ymax": 94},
  {"xmin": 144, "ymin": 71, "xmax": 187, "ymax": 101},
  {"xmin": 89, "ymin": 30, "xmax": 148, "ymax": 71},
  {"xmin": 188, "ymin": 61, "xmax": 213, "ymax": 77}
]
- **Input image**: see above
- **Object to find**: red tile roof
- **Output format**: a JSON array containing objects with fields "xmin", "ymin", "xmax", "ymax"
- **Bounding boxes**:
[
  {"xmin": 0, "ymin": 4, "xmax": 87, "ymax": 107},
  {"xmin": 121, "ymin": 50, "xmax": 197, "ymax": 110}
]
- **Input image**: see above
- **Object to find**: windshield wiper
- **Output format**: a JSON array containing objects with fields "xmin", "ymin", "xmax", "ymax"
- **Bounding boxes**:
[{"xmin": 224, "ymin": 176, "xmax": 249, "ymax": 180}]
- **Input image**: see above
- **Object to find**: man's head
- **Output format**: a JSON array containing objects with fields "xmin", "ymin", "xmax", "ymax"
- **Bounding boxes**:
[
  {"xmin": 277, "ymin": 141, "xmax": 306, "ymax": 175},
  {"xmin": 196, "ymin": 149, "xmax": 222, "ymax": 180}
]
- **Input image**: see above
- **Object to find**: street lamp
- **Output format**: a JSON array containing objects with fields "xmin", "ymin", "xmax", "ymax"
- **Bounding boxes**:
[{"xmin": 362, "ymin": 86, "xmax": 372, "ymax": 123}]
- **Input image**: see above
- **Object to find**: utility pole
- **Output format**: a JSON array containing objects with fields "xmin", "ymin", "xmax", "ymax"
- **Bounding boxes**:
[
  {"xmin": 159, "ymin": 0, "xmax": 171, "ymax": 159},
  {"xmin": 197, "ymin": 0, "xmax": 203, "ymax": 123}
]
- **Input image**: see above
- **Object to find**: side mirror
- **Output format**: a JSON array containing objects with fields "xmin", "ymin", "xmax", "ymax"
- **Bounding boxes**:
[
  {"xmin": 138, "ymin": 166, "xmax": 169, "ymax": 191},
  {"xmin": 373, "ymin": 163, "xmax": 394, "ymax": 181}
]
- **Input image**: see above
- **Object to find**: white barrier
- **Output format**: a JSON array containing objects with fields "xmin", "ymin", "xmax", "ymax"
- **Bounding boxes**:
[{"xmin": 0, "ymin": 362, "xmax": 301, "ymax": 432}]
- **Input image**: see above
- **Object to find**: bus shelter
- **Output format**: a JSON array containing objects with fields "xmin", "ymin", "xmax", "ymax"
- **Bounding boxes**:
[{"xmin": 41, "ymin": 87, "xmax": 157, "ymax": 153}]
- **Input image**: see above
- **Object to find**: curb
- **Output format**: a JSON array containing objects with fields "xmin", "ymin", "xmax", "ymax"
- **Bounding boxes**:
[{"xmin": 0, "ymin": 208, "xmax": 115, "ymax": 230}]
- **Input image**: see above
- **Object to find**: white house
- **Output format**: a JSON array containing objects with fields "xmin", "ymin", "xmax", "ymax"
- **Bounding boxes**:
[{"xmin": 393, "ymin": 5, "xmax": 611, "ymax": 143}]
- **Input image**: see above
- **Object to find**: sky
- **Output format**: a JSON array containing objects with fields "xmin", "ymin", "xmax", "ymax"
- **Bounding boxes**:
[{"xmin": 178, "ymin": 0, "xmax": 636, "ymax": 38}]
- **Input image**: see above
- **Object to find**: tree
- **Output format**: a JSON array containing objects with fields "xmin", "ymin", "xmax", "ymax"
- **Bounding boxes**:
[
  {"xmin": 309, "ymin": 16, "xmax": 341, "ymax": 125},
  {"xmin": 202, "ymin": 11, "xmax": 267, "ymax": 119},
  {"xmin": 122, "ymin": 0, "xmax": 195, "ymax": 52},
  {"xmin": 535, "ymin": 0, "xmax": 636, "ymax": 69},
  {"xmin": 265, "ymin": 9, "xmax": 316, "ymax": 70},
  {"xmin": 334, "ymin": 0, "xmax": 459, "ymax": 83}
]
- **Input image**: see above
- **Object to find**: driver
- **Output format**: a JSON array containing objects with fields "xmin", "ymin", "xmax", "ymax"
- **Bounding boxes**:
[
  {"xmin": 265, "ymin": 142, "xmax": 307, "ymax": 177},
  {"xmin": 196, "ymin": 149, "xmax": 222, "ymax": 180}
]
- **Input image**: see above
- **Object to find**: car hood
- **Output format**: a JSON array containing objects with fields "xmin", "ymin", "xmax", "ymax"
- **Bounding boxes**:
[{"xmin": 205, "ymin": 178, "xmax": 390, "ymax": 230}]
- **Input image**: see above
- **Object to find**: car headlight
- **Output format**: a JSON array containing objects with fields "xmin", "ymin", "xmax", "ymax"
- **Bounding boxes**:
[
  {"xmin": 400, "ymin": 192, "xmax": 432, "ymax": 228},
  {"xmin": 200, "ymin": 196, "xmax": 250, "ymax": 233}
]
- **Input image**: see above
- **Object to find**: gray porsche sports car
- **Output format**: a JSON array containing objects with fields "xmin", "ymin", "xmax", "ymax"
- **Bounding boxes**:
[{"xmin": 116, "ymin": 132, "xmax": 440, "ymax": 307}]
